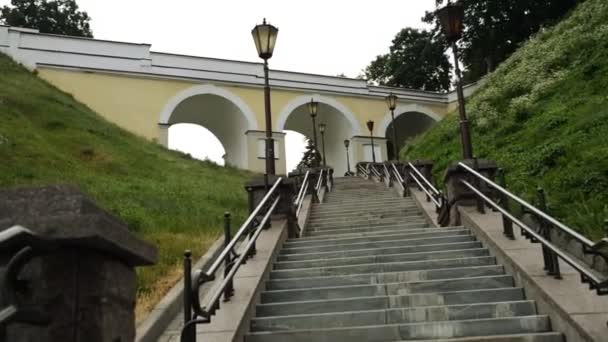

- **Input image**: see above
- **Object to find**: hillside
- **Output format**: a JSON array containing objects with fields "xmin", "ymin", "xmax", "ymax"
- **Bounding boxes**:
[
  {"xmin": 403, "ymin": 0, "xmax": 608, "ymax": 239},
  {"xmin": 0, "ymin": 54, "xmax": 252, "ymax": 318}
]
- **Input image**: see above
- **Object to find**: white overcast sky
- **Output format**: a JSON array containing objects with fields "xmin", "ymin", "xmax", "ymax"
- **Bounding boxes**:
[{"xmin": 1, "ymin": 0, "xmax": 438, "ymax": 171}]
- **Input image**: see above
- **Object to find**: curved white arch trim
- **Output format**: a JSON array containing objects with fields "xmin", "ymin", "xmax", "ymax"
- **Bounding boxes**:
[
  {"xmin": 276, "ymin": 94, "xmax": 362, "ymax": 136},
  {"xmin": 378, "ymin": 103, "xmax": 443, "ymax": 135},
  {"xmin": 158, "ymin": 84, "xmax": 258, "ymax": 130}
]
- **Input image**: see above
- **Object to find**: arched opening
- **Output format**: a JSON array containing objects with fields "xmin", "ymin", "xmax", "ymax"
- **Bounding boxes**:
[
  {"xmin": 169, "ymin": 124, "xmax": 226, "ymax": 165},
  {"xmin": 280, "ymin": 101, "xmax": 356, "ymax": 176},
  {"xmin": 166, "ymin": 93, "xmax": 251, "ymax": 169},
  {"xmin": 385, "ymin": 111, "xmax": 437, "ymax": 160}
]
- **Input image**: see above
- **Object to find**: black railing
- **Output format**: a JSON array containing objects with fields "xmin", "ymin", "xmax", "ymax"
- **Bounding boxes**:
[
  {"xmin": 0, "ymin": 226, "xmax": 54, "ymax": 337},
  {"xmin": 180, "ymin": 178, "xmax": 283, "ymax": 342},
  {"xmin": 406, "ymin": 162, "xmax": 445, "ymax": 210},
  {"xmin": 369, "ymin": 163, "xmax": 383, "ymax": 182},
  {"xmin": 458, "ymin": 162, "xmax": 608, "ymax": 294},
  {"xmin": 325, "ymin": 168, "xmax": 334, "ymax": 192}
]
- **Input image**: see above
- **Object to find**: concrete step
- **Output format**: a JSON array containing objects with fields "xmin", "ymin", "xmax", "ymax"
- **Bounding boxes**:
[
  {"xmin": 307, "ymin": 216, "xmax": 425, "ymax": 229},
  {"xmin": 251, "ymin": 301, "xmax": 537, "ymax": 332},
  {"xmin": 313, "ymin": 199, "xmax": 415, "ymax": 209},
  {"xmin": 266, "ymin": 265, "xmax": 505, "ymax": 290},
  {"xmin": 256, "ymin": 287, "xmax": 526, "ymax": 317},
  {"xmin": 308, "ymin": 210, "xmax": 423, "ymax": 223},
  {"xmin": 311, "ymin": 204, "xmax": 417, "ymax": 215},
  {"xmin": 394, "ymin": 333, "xmax": 564, "ymax": 342},
  {"xmin": 277, "ymin": 241, "xmax": 483, "ymax": 262},
  {"xmin": 304, "ymin": 222, "xmax": 433, "ymax": 237},
  {"xmin": 308, "ymin": 209, "xmax": 422, "ymax": 221},
  {"xmin": 269, "ymin": 257, "xmax": 496, "ymax": 280},
  {"xmin": 279, "ymin": 234, "xmax": 476, "ymax": 255},
  {"xmin": 261, "ymin": 274, "xmax": 511, "ymax": 303},
  {"xmin": 284, "ymin": 228, "xmax": 470, "ymax": 248},
  {"xmin": 296, "ymin": 226, "xmax": 463, "ymax": 241},
  {"xmin": 245, "ymin": 316, "xmax": 552, "ymax": 342},
  {"xmin": 307, "ymin": 219, "xmax": 429, "ymax": 232},
  {"xmin": 274, "ymin": 248, "xmax": 489, "ymax": 270}
]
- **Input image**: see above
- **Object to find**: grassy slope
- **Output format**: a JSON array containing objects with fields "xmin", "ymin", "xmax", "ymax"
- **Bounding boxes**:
[
  {"xmin": 0, "ymin": 54, "xmax": 253, "ymax": 318},
  {"xmin": 403, "ymin": 0, "xmax": 608, "ymax": 239}
]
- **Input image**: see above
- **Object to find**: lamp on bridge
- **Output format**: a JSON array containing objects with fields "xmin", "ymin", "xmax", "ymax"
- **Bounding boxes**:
[
  {"xmin": 366, "ymin": 120, "xmax": 376, "ymax": 163},
  {"xmin": 252, "ymin": 18, "xmax": 279, "ymax": 183},
  {"xmin": 385, "ymin": 93, "xmax": 399, "ymax": 161},
  {"xmin": 308, "ymin": 99, "xmax": 320, "ymax": 159},
  {"xmin": 437, "ymin": 1, "xmax": 473, "ymax": 160},
  {"xmin": 344, "ymin": 139, "xmax": 352, "ymax": 176},
  {"xmin": 319, "ymin": 123, "xmax": 327, "ymax": 168}
]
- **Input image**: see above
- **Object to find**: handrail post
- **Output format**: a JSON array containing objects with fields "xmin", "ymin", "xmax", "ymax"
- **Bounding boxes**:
[
  {"xmin": 223, "ymin": 212, "xmax": 234, "ymax": 301},
  {"xmin": 537, "ymin": 188, "xmax": 561, "ymax": 279},
  {"xmin": 473, "ymin": 158, "xmax": 485, "ymax": 214},
  {"xmin": 182, "ymin": 250, "xmax": 195, "ymax": 342},
  {"xmin": 497, "ymin": 169, "xmax": 515, "ymax": 240}
]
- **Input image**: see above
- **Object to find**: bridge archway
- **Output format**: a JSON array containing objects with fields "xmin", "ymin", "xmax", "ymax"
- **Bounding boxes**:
[
  {"xmin": 277, "ymin": 95, "xmax": 360, "ymax": 176},
  {"xmin": 379, "ymin": 104, "xmax": 440, "ymax": 160},
  {"xmin": 159, "ymin": 85, "xmax": 258, "ymax": 169}
]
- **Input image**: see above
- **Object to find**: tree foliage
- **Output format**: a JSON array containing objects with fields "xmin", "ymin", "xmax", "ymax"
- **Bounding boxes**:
[
  {"xmin": 296, "ymin": 139, "xmax": 322, "ymax": 170},
  {"xmin": 364, "ymin": 28, "xmax": 452, "ymax": 92},
  {"xmin": 1, "ymin": 0, "xmax": 93, "ymax": 37},
  {"xmin": 424, "ymin": 0, "xmax": 578, "ymax": 82}
]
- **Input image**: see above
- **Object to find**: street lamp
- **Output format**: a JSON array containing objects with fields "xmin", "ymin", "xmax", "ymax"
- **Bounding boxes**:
[
  {"xmin": 308, "ymin": 99, "xmax": 319, "ymax": 149},
  {"xmin": 252, "ymin": 18, "xmax": 279, "ymax": 181},
  {"xmin": 319, "ymin": 123, "xmax": 327, "ymax": 168},
  {"xmin": 366, "ymin": 120, "xmax": 376, "ymax": 163},
  {"xmin": 344, "ymin": 139, "xmax": 352, "ymax": 176},
  {"xmin": 385, "ymin": 93, "xmax": 399, "ymax": 161},
  {"xmin": 437, "ymin": 1, "xmax": 473, "ymax": 160}
]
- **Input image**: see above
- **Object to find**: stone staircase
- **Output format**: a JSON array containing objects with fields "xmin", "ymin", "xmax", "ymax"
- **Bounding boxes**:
[{"xmin": 245, "ymin": 177, "xmax": 564, "ymax": 341}]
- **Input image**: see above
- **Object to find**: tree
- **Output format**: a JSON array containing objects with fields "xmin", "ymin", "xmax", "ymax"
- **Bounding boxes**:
[
  {"xmin": 1, "ymin": 0, "xmax": 93, "ymax": 38},
  {"xmin": 424, "ymin": 0, "xmax": 578, "ymax": 82},
  {"xmin": 364, "ymin": 28, "xmax": 452, "ymax": 92},
  {"xmin": 296, "ymin": 139, "xmax": 322, "ymax": 170}
]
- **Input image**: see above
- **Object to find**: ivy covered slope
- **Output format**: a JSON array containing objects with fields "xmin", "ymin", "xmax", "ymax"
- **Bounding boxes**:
[
  {"xmin": 402, "ymin": 0, "xmax": 608, "ymax": 239},
  {"xmin": 0, "ymin": 53, "xmax": 252, "ymax": 318}
]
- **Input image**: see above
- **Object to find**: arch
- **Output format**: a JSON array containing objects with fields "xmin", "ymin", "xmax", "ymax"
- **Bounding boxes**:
[
  {"xmin": 276, "ymin": 94, "xmax": 362, "ymax": 136},
  {"xmin": 378, "ymin": 103, "xmax": 442, "ymax": 135},
  {"xmin": 158, "ymin": 84, "xmax": 258, "ymax": 130}
]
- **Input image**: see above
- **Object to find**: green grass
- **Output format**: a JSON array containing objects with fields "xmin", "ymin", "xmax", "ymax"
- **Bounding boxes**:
[
  {"xmin": 402, "ymin": 0, "xmax": 608, "ymax": 240},
  {"xmin": 0, "ymin": 54, "xmax": 253, "ymax": 318}
]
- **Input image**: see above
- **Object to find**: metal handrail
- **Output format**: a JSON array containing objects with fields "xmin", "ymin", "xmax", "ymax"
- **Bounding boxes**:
[
  {"xmin": 407, "ymin": 169, "xmax": 443, "ymax": 208},
  {"xmin": 460, "ymin": 179, "xmax": 608, "ymax": 293},
  {"xmin": 357, "ymin": 163, "xmax": 369, "ymax": 178},
  {"xmin": 1, "ymin": 226, "xmax": 54, "ymax": 331},
  {"xmin": 315, "ymin": 168, "xmax": 325, "ymax": 191},
  {"xmin": 326, "ymin": 169, "xmax": 333, "ymax": 192},
  {"xmin": 294, "ymin": 171, "xmax": 310, "ymax": 219},
  {"xmin": 181, "ymin": 178, "xmax": 283, "ymax": 341},
  {"xmin": 408, "ymin": 162, "xmax": 441, "ymax": 197},
  {"xmin": 369, "ymin": 164, "xmax": 382, "ymax": 179},
  {"xmin": 391, "ymin": 163, "xmax": 406, "ymax": 191},
  {"xmin": 458, "ymin": 162, "xmax": 595, "ymax": 248}
]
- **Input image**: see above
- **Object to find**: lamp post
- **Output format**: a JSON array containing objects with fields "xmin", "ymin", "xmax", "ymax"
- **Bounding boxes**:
[
  {"xmin": 319, "ymin": 123, "xmax": 327, "ymax": 168},
  {"xmin": 385, "ymin": 93, "xmax": 399, "ymax": 161},
  {"xmin": 366, "ymin": 120, "xmax": 376, "ymax": 163},
  {"xmin": 437, "ymin": 1, "xmax": 473, "ymax": 160},
  {"xmin": 308, "ymin": 99, "xmax": 319, "ymax": 151},
  {"xmin": 252, "ymin": 18, "xmax": 279, "ymax": 184},
  {"xmin": 344, "ymin": 139, "xmax": 352, "ymax": 176}
]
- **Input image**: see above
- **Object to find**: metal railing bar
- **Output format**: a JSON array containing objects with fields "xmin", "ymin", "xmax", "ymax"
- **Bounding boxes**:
[
  {"xmin": 458, "ymin": 162, "xmax": 594, "ymax": 247},
  {"xmin": 294, "ymin": 170, "xmax": 310, "ymax": 206},
  {"xmin": 461, "ymin": 179, "xmax": 606, "ymax": 285},
  {"xmin": 315, "ymin": 169, "xmax": 325, "ymax": 191},
  {"xmin": 295, "ymin": 178, "xmax": 309, "ymax": 218},
  {"xmin": 409, "ymin": 171, "xmax": 443, "ymax": 207},
  {"xmin": 391, "ymin": 163, "xmax": 405, "ymax": 184},
  {"xmin": 205, "ymin": 177, "xmax": 282, "ymax": 275},
  {"xmin": 203, "ymin": 196, "xmax": 281, "ymax": 314},
  {"xmin": 408, "ymin": 162, "xmax": 440, "ymax": 196}
]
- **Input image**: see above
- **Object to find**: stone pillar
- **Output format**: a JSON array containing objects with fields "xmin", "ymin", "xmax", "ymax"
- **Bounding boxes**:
[
  {"xmin": 442, "ymin": 159, "xmax": 498, "ymax": 227},
  {"xmin": 244, "ymin": 176, "xmax": 297, "ymax": 238},
  {"xmin": 244, "ymin": 130, "xmax": 287, "ymax": 175},
  {"xmin": 0, "ymin": 185, "xmax": 157, "ymax": 342},
  {"xmin": 349, "ymin": 136, "xmax": 388, "ymax": 164}
]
